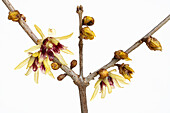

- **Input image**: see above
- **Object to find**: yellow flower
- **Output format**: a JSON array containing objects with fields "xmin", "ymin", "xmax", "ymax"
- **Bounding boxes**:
[
  {"xmin": 117, "ymin": 63, "xmax": 134, "ymax": 81},
  {"xmin": 24, "ymin": 24, "xmax": 74, "ymax": 65},
  {"xmin": 80, "ymin": 27, "xmax": 96, "ymax": 40},
  {"xmin": 15, "ymin": 52, "xmax": 54, "ymax": 84},
  {"xmin": 145, "ymin": 36, "xmax": 162, "ymax": 51},
  {"xmin": 90, "ymin": 69, "xmax": 128, "ymax": 101},
  {"xmin": 114, "ymin": 50, "xmax": 131, "ymax": 61}
]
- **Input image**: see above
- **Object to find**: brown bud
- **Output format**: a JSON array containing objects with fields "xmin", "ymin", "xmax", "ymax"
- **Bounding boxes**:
[
  {"xmin": 145, "ymin": 36, "xmax": 162, "ymax": 51},
  {"xmin": 70, "ymin": 60, "xmax": 77, "ymax": 69},
  {"xmin": 51, "ymin": 62, "xmax": 60, "ymax": 70},
  {"xmin": 82, "ymin": 16, "xmax": 94, "ymax": 26},
  {"xmin": 8, "ymin": 10, "xmax": 21, "ymax": 22},
  {"xmin": 114, "ymin": 50, "xmax": 131, "ymax": 61},
  {"xmin": 80, "ymin": 27, "xmax": 96, "ymax": 40},
  {"xmin": 57, "ymin": 74, "xmax": 67, "ymax": 81},
  {"xmin": 98, "ymin": 69, "xmax": 109, "ymax": 79}
]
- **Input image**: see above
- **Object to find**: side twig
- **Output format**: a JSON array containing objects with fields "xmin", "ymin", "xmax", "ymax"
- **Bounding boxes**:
[
  {"xmin": 2, "ymin": 0, "xmax": 79, "ymax": 83},
  {"xmin": 85, "ymin": 14, "xmax": 170, "ymax": 83}
]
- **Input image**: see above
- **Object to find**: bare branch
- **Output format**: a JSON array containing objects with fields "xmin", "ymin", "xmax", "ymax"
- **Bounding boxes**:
[
  {"xmin": 2, "ymin": 0, "xmax": 79, "ymax": 83},
  {"xmin": 85, "ymin": 14, "xmax": 170, "ymax": 83}
]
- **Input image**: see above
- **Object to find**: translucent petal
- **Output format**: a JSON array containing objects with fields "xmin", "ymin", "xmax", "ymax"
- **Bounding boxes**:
[
  {"xmin": 101, "ymin": 86, "xmax": 106, "ymax": 99},
  {"xmin": 50, "ymin": 38, "xmax": 59, "ymax": 45},
  {"xmin": 48, "ymin": 28, "xmax": 56, "ymax": 37},
  {"xmin": 34, "ymin": 69, "xmax": 39, "ymax": 84},
  {"xmin": 109, "ymin": 73, "xmax": 126, "ymax": 81},
  {"xmin": 118, "ymin": 80, "xmax": 129, "ymax": 85},
  {"xmin": 48, "ymin": 70, "xmax": 55, "ymax": 79},
  {"xmin": 54, "ymin": 53, "xmax": 67, "ymax": 65},
  {"xmin": 25, "ymin": 67, "xmax": 32, "ymax": 76},
  {"xmin": 113, "ymin": 78, "xmax": 123, "ymax": 88},
  {"xmin": 103, "ymin": 78, "xmax": 112, "ymax": 94},
  {"xmin": 43, "ymin": 58, "xmax": 51, "ymax": 74},
  {"xmin": 61, "ymin": 49, "xmax": 74, "ymax": 55},
  {"xmin": 94, "ymin": 79, "xmax": 102, "ymax": 88},
  {"xmin": 26, "ymin": 56, "xmax": 35, "ymax": 69},
  {"xmin": 14, "ymin": 57, "xmax": 30, "ymax": 70},
  {"xmin": 90, "ymin": 86, "xmax": 99, "ymax": 101},
  {"xmin": 54, "ymin": 32, "xmax": 73, "ymax": 40},
  {"xmin": 24, "ymin": 45, "xmax": 41, "ymax": 53},
  {"xmin": 34, "ymin": 24, "xmax": 45, "ymax": 39}
]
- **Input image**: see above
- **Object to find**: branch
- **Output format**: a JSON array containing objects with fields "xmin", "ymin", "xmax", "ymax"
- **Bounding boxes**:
[
  {"xmin": 2, "ymin": 0, "xmax": 79, "ymax": 83},
  {"xmin": 77, "ymin": 5, "xmax": 84, "ymax": 81},
  {"xmin": 85, "ymin": 14, "xmax": 170, "ymax": 83}
]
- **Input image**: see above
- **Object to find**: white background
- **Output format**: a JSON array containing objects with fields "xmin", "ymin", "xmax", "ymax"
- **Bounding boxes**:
[{"xmin": 0, "ymin": 0, "xmax": 170, "ymax": 113}]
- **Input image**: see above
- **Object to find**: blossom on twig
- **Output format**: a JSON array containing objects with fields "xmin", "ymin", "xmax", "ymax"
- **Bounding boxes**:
[
  {"xmin": 114, "ymin": 50, "xmax": 131, "ymax": 61},
  {"xmin": 80, "ymin": 27, "xmax": 96, "ymax": 40},
  {"xmin": 145, "ymin": 36, "xmax": 162, "ymax": 51},
  {"xmin": 90, "ymin": 69, "xmax": 128, "ymax": 101}
]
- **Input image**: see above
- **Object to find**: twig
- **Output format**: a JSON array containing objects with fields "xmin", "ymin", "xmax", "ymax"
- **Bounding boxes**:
[
  {"xmin": 2, "ymin": 0, "xmax": 79, "ymax": 83},
  {"xmin": 85, "ymin": 14, "xmax": 170, "ymax": 83},
  {"xmin": 77, "ymin": 5, "xmax": 84, "ymax": 81}
]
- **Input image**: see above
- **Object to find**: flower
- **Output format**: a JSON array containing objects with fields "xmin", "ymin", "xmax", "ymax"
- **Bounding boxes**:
[
  {"xmin": 90, "ymin": 69, "xmax": 128, "ymax": 101},
  {"xmin": 114, "ymin": 50, "xmax": 131, "ymax": 61},
  {"xmin": 82, "ymin": 16, "xmax": 94, "ymax": 26},
  {"xmin": 24, "ymin": 24, "xmax": 74, "ymax": 65},
  {"xmin": 80, "ymin": 27, "xmax": 96, "ymax": 40},
  {"xmin": 117, "ymin": 63, "xmax": 134, "ymax": 81},
  {"xmin": 15, "ymin": 52, "xmax": 54, "ymax": 84},
  {"xmin": 145, "ymin": 36, "xmax": 162, "ymax": 51}
]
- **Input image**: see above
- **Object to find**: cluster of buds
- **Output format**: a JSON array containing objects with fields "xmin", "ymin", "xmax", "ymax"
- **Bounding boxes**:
[
  {"xmin": 81, "ymin": 16, "xmax": 96, "ymax": 40},
  {"xmin": 8, "ymin": 10, "xmax": 26, "ymax": 22},
  {"xmin": 145, "ymin": 36, "xmax": 162, "ymax": 51}
]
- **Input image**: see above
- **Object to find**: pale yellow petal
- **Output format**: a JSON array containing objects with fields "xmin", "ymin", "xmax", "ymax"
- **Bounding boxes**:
[
  {"xmin": 94, "ymin": 79, "xmax": 102, "ymax": 88},
  {"xmin": 109, "ymin": 69, "xmax": 117, "ymax": 73},
  {"xmin": 103, "ymin": 78, "xmax": 112, "ymax": 94},
  {"xmin": 101, "ymin": 86, "xmax": 106, "ymax": 99},
  {"xmin": 113, "ymin": 78, "xmax": 123, "ymax": 88},
  {"xmin": 61, "ymin": 49, "xmax": 74, "ymax": 55},
  {"xmin": 117, "ymin": 79, "xmax": 129, "ymax": 85},
  {"xmin": 54, "ymin": 53, "xmax": 67, "ymax": 65},
  {"xmin": 14, "ymin": 57, "xmax": 30, "ymax": 70},
  {"xmin": 25, "ymin": 67, "xmax": 32, "ymax": 76},
  {"xmin": 48, "ymin": 70, "xmax": 55, "ymax": 79},
  {"xmin": 32, "ymin": 52, "xmax": 39, "ymax": 57},
  {"xmin": 124, "ymin": 57, "xmax": 132, "ymax": 61},
  {"xmin": 34, "ymin": 24, "xmax": 45, "ymax": 39},
  {"xmin": 43, "ymin": 58, "xmax": 51, "ymax": 74},
  {"xmin": 109, "ymin": 73, "xmax": 126, "ymax": 81},
  {"xmin": 90, "ymin": 86, "xmax": 99, "ymax": 101},
  {"xmin": 50, "ymin": 38, "xmax": 59, "ymax": 45},
  {"xmin": 34, "ymin": 69, "xmax": 39, "ymax": 84},
  {"xmin": 54, "ymin": 32, "xmax": 73, "ymax": 40},
  {"xmin": 26, "ymin": 56, "xmax": 35, "ymax": 69},
  {"xmin": 48, "ymin": 28, "xmax": 56, "ymax": 37},
  {"xmin": 24, "ymin": 45, "xmax": 41, "ymax": 53}
]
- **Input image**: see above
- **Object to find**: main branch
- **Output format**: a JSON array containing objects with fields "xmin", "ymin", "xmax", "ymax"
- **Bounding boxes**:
[{"xmin": 85, "ymin": 14, "xmax": 170, "ymax": 83}]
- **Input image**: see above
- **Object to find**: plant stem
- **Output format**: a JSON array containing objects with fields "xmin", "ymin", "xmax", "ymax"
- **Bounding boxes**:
[{"xmin": 85, "ymin": 14, "xmax": 170, "ymax": 83}]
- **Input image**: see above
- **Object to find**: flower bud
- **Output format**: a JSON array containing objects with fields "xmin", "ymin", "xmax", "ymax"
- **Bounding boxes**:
[
  {"xmin": 70, "ymin": 60, "xmax": 77, "ymax": 69},
  {"xmin": 8, "ymin": 10, "xmax": 21, "ymax": 22},
  {"xmin": 146, "ymin": 36, "xmax": 162, "ymax": 51},
  {"xmin": 98, "ymin": 69, "xmax": 109, "ymax": 79},
  {"xmin": 57, "ymin": 74, "xmax": 67, "ymax": 81},
  {"xmin": 82, "ymin": 16, "xmax": 94, "ymax": 26},
  {"xmin": 114, "ymin": 50, "xmax": 131, "ymax": 61},
  {"xmin": 80, "ymin": 27, "xmax": 96, "ymax": 40},
  {"xmin": 51, "ymin": 62, "xmax": 60, "ymax": 70}
]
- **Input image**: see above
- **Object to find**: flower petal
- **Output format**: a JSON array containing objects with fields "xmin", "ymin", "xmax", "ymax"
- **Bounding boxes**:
[
  {"xmin": 26, "ymin": 56, "xmax": 35, "ymax": 69},
  {"xmin": 34, "ymin": 69, "xmax": 39, "ymax": 84},
  {"xmin": 101, "ymin": 86, "xmax": 106, "ymax": 99},
  {"xmin": 43, "ymin": 58, "xmax": 51, "ymax": 74},
  {"xmin": 50, "ymin": 38, "xmax": 59, "ymax": 45},
  {"xmin": 103, "ymin": 78, "xmax": 112, "ymax": 94},
  {"xmin": 61, "ymin": 49, "xmax": 74, "ymax": 55},
  {"xmin": 109, "ymin": 73, "xmax": 126, "ymax": 81},
  {"xmin": 48, "ymin": 70, "xmax": 55, "ymax": 79},
  {"xmin": 94, "ymin": 78, "xmax": 102, "ymax": 88},
  {"xmin": 90, "ymin": 86, "xmax": 99, "ymax": 101},
  {"xmin": 24, "ymin": 45, "xmax": 41, "ymax": 53},
  {"xmin": 54, "ymin": 32, "xmax": 73, "ymax": 40},
  {"xmin": 34, "ymin": 24, "xmax": 45, "ymax": 39},
  {"xmin": 54, "ymin": 53, "xmax": 67, "ymax": 65},
  {"xmin": 48, "ymin": 28, "xmax": 56, "ymax": 37},
  {"xmin": 113, "ymin": 78, "xmax": 123, "ymax": 88},
  {"xmin": 118, "ymin": 79, "xmax": 129, "ymax": 85},
  {"xmin": 14, "ymin": 57, "xmax": 30, "ymax": 70},
  {"xmin": 25, "ymin": 67, "xmax": 32, "ymax": 76}
]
